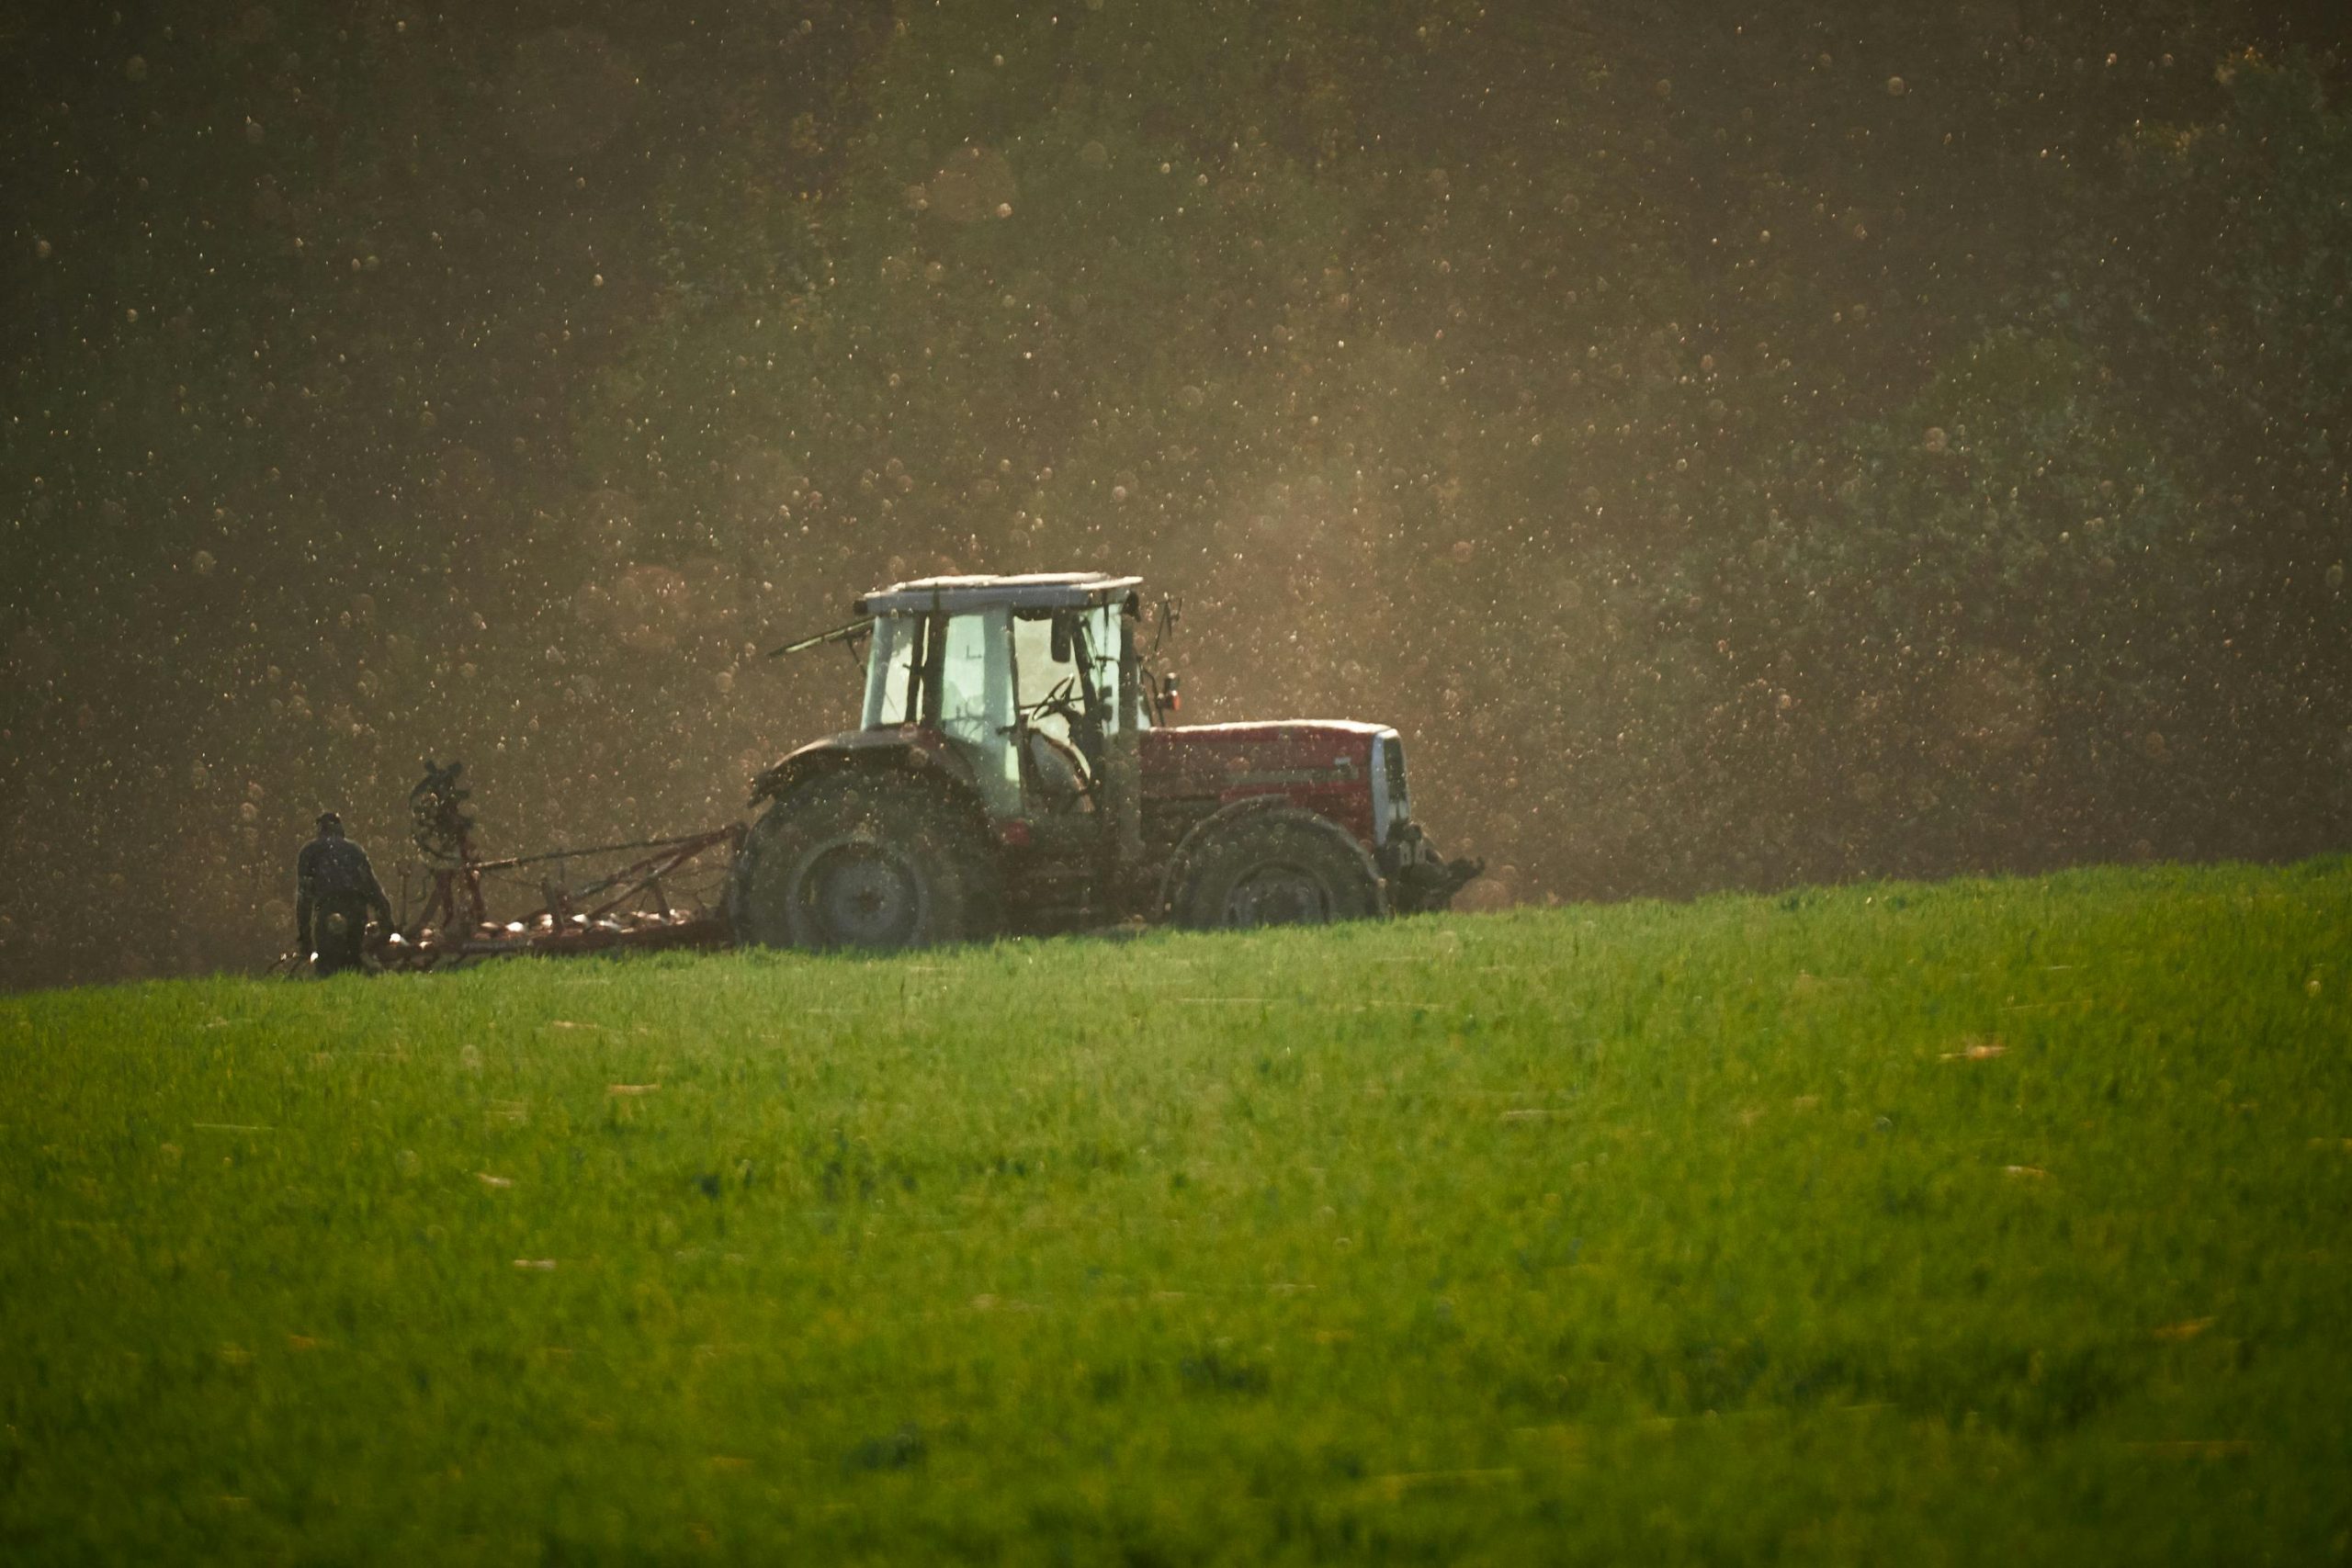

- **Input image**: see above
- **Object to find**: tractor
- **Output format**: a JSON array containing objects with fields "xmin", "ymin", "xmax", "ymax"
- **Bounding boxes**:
[{"xmin": 724, "ymin": 571, "xmax": 1479, "ymax": 948}]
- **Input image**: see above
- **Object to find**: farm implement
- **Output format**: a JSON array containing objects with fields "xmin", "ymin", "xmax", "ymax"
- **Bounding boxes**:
[
  {"xmin": 322, "ymin": 570, "xmax": 1479, "ymax": 973},
  {"xmin": 365, "ymin": 761, "xmax": 741, "ymax": 973}
]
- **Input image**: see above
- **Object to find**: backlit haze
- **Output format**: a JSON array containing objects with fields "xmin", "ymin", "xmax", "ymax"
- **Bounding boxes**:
[{"xmin": 3, "ymin": 2, "xmax": 2346, "ymax": 988}]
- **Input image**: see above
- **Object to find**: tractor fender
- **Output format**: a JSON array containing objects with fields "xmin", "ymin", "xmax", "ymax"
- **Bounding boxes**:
[
  {"xmin": 1157, "ymin": 795, "xmax": 1383, "ymax": 919},
  {"xmin": 748, "ymin": 727, "xmax": 985, "ymax": 813},
  {"xmin": 733, "ymin": 730, "xmax": 999, "ymax": 939}
]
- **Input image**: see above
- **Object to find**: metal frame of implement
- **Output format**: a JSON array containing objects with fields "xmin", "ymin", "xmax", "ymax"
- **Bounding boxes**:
[{"xmin": 370, "ymin": 761, "xmax": 742, "ymax": 973}]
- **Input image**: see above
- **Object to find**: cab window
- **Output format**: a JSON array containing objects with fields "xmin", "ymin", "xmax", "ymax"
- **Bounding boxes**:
[
  {"xmin": 861, "ymin": 615, "xmax": 920, "ymax": 728},
  {"xmin": 937, "ymin": 611, "xmax": 1004, "ymax": 750},
  {"xmin": 1012, "ymin": 606, "xmax": 1141, "ymax": 736}
]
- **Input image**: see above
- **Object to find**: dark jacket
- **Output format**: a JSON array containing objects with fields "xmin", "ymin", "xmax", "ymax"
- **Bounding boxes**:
[{"xmin": 296, "ymin": 833, "xmax": 391, "ymax": 948}]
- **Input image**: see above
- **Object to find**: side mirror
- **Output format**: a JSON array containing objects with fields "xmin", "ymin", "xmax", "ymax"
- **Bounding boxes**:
[{"xmin": 1050, "ymin": 614, "xmax": 1073, "ymax": 665}]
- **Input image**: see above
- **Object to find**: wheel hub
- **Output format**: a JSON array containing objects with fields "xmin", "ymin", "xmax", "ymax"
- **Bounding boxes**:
[
  {"xmin": 803, "ymin": 843, "xmax": 923, "ymax": 946},
  {"xmin": 1222, "ymin": 863, "xmax": 1331, "ymax": 927}
]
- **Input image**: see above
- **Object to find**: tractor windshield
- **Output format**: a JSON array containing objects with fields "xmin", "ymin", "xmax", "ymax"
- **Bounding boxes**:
[{"xmin": 1012, "ymin": 604, "xmax": 1143, "ymax": 737}]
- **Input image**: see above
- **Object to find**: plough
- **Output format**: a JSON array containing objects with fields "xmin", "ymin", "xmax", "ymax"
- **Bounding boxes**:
[{"xmin": 356, "ymin": 761, "xmax": 741, "ymax": 973}]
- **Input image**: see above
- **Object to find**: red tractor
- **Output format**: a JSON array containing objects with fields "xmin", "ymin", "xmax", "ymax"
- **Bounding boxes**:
[{"xmin": 726, "ymin": 571, "xmax": 1479, "ymax": 948}]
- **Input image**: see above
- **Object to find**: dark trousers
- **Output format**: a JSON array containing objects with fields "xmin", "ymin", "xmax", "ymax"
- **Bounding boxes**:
[{"xmin": 311, "ymin": 895, "xmax": 374, "ymax": 976}]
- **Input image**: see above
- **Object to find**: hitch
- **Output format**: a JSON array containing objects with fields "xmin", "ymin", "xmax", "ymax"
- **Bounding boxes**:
[{"xmin": 1381, "ymin": 823, "xmax": 1485, "ymax": 914}]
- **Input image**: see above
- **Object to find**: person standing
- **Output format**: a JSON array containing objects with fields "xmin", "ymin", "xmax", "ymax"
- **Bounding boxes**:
[{"xmin": 296, "ymin": 811, "xmax": 393, "ymax": 976}]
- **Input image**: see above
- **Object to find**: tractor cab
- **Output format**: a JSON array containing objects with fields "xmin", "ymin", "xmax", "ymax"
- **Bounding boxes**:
[{"xmin": 851, "ymin": 573, "xmax": 1148, "ymax": 829}]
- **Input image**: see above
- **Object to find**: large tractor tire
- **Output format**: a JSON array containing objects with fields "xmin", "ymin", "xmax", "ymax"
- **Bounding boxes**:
[
  {"xmin": 1164, "ymin": 805, "xmax": 1388, "ymax": 931},
  {"xmin": 727, "ymin": 770, "xmax": 1001, "ymax": 951}
]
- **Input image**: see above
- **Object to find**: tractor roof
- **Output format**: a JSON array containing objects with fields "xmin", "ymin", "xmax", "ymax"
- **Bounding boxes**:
[{"xmin": 856, "ymin": 571, "xmax": 1143, "ymax": 615}]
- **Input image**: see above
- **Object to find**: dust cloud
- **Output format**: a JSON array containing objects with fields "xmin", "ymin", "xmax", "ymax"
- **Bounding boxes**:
[{"xmin": 4, "ymin": 4, "xmax": 2346, "ymax": 988}]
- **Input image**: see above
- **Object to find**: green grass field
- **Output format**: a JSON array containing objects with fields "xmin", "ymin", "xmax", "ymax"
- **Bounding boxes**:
[{"xmin": 4, "ymin": 860, "xmax": 2349, "ymax": 1564}]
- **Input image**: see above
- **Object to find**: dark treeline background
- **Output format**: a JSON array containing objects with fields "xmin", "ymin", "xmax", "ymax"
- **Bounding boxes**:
[{"xmin": 3, "ymin": 1, "xmax": 2347, "ymax": 989}]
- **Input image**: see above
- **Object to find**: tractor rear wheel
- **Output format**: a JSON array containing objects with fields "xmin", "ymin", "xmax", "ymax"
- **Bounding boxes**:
[
  {"xmin": 1166, "ymin": 806, "xmax": 1387, "ymax": 931},
  {"xmin": 728, "ymin": 771, "xmax": 1001, "ymax": 951}
]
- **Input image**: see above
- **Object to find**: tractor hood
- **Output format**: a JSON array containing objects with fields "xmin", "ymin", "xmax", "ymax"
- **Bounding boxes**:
[
  {"xmin": 1142, "ymin": 721, "xmax": 1389, "ymax": 844},
  {"xmin": 1142, "ymin": 720, "xmax": 1387, "ymax": 790}
]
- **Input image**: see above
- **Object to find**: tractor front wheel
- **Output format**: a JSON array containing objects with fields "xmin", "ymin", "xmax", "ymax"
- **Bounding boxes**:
[
  {"xmin": 728, "ymin": 771, "xmax": 1001, "ymax": 951},
  {"xmin": 1165, "ymin": 807, "xmax": 1387, "ymax": 931}
]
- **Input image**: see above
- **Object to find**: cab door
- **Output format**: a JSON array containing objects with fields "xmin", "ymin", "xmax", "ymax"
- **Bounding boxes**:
[
  {"xmin": 932, "ymin": 607, "xmax": 1021, "ymax": 820},
  {"xmin": 1012, "ymin": 610, "xmax": 1105, "ymax": 818}
]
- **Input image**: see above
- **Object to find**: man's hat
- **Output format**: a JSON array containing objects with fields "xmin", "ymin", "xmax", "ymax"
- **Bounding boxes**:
[{"xmin": 316, "ymin": 810, "xmax": 344, "ymax": 833}]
